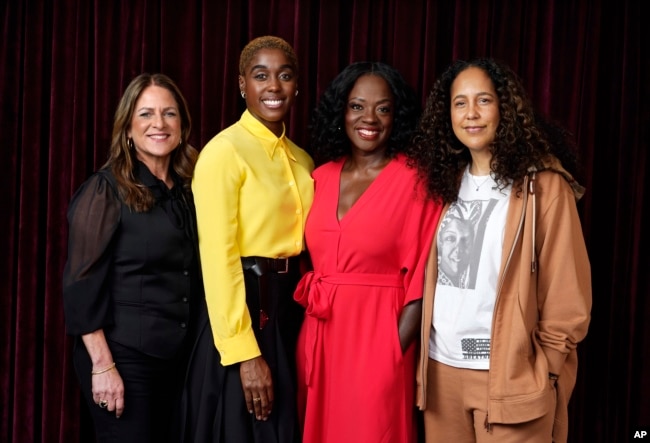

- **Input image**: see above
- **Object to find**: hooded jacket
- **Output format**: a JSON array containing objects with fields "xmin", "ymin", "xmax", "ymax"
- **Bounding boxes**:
[{"xmin": 416, "ymin": 158, "xmax": 592, "ymax": 442}]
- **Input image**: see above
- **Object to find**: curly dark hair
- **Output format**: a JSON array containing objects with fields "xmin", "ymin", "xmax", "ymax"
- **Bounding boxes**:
[
  {"xmin": 309, "ymin": 61, "xmax": 420, "ymax": 165},
  {"xmin": 410, "ymin": 58, "xmax": 577, "ymax": 203}
]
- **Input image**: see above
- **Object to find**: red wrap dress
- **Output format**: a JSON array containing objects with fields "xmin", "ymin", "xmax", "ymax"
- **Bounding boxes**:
[{"xmin": 294, "ymin": 154, "xmax": 441, "ymax": 443}]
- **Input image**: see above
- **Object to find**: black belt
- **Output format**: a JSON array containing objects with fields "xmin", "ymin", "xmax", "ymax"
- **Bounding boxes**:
[
  {"xmin": 241, "ymin": 256, "xmax": 290, "ymax": 276},
  {"xmin": 241, "ymin": 256, "xmax": 293, "ymax": 330}
]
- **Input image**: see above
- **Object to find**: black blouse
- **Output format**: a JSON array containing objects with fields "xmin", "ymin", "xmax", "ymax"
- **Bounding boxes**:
[{"xmin": 62, "ymin": 162, "xmax": 202, "ymax": 359}]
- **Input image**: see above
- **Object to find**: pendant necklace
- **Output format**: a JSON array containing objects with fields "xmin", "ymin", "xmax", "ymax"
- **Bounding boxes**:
[{"xmin": 469, "ymin": 172, "xmax": 491, "ymax": 191}]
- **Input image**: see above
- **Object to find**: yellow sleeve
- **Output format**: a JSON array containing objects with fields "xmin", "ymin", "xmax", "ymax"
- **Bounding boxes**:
[{"xmin": 192, "ymin": 135, "xmax": 261, "ymax": 365}]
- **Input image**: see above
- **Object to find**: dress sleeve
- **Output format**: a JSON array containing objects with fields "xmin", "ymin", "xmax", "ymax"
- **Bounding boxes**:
[
  {"xmin": 401, "ymin": 177, "xmax": 443, "ymax": 306},
  {"xmin": 62, "ymin": 173, "xmax": 120, "ymax": 335}
]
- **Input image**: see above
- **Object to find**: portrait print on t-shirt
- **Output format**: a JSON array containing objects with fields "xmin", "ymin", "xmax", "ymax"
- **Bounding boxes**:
[
  {"xmin": 437, "ymin": 197, "xmax": 498, "ymax": 289},
  {"xmin": 431, "ymin": 183, "xmax": 510, "ymax": 366}
]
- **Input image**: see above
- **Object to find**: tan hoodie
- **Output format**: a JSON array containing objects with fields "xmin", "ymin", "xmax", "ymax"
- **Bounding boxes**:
[{"xmin": 416, "ymin": 159, "xmax": 592, "ymax": 442}]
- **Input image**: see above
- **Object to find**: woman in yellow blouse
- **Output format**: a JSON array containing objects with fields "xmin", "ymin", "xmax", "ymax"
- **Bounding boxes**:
[{"xmin": 182, "ymin": 36, "xmax": 314, "ymax": 443}]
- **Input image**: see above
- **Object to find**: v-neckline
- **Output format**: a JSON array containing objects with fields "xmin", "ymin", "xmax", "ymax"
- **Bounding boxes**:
[{"xmin": 335, "ymin": 156, "xmax": 396, "ymax": 224}]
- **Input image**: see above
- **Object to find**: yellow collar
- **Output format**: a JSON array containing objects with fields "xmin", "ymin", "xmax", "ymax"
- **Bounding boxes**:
[{"xmin": 240, "ymin": 110, "xmax": 296, "ymax": 161}]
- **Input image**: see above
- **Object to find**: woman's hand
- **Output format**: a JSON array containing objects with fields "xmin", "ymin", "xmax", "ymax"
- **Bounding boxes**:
[
  {"xmin": 398, "ymin": 299, "xmax": 423, "ymax": 353},
  {"xmin": 91, "ymin": 365, "xmax": 125, "ymax": 418},
  {"xmin": 240, "ymin": 356, "xmax": 274, "ymax": 420},
  {"xmin": 81, "ymin": 329, "xmax": 124, "ymax": 418}
]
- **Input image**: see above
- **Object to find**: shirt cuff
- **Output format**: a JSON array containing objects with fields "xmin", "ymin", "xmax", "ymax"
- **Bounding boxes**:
[{"xmin": 216, "ymin": 329, "xmax": 262, "ymax": 366}]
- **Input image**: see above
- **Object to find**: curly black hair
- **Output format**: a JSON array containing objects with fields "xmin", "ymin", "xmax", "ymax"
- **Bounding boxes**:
[
  {"xmin": 410, "ymin": 58, "xmax": 578, "ymax": 204},
  {"xmin": 309, "ymin": 61, "xmax": 420, "ymax": 165}
]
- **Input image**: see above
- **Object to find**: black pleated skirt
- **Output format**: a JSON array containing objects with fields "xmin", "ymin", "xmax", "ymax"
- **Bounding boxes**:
[{"xmin": 181, "ymin": 257, "xmax": 304, "ymax": 443}]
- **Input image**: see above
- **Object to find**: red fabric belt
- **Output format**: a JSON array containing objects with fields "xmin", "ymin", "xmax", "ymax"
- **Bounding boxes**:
[{"xmin": 294, "ymin": 271, "xmax": 404, "ymax": 385}]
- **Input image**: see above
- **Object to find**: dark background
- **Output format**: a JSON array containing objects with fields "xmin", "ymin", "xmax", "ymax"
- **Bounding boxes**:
[{"xmin": 1, "ymin": 0, "xmax": 648, "ymax": 441}]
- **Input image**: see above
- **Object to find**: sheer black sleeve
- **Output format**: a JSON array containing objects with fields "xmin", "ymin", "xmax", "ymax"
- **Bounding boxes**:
[{"xmin": 62, "ymin": 172, "xmax": 120, "ymax": 335}]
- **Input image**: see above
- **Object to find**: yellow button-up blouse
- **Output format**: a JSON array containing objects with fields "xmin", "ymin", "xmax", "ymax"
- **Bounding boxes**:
[{"xmin": 192, "ymin": 110, "xmax": 314, "ymax": 365}]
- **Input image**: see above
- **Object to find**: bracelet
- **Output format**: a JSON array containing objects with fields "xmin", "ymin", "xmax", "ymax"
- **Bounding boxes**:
[{"xmin": 91, "ymin": 362, "xmax": 116, "ymax": 375}]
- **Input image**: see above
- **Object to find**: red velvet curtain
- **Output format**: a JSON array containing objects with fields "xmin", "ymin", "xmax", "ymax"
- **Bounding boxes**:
[{"xmin": 1, "ymin": 0, "xmax": 647, "ymax": 441}]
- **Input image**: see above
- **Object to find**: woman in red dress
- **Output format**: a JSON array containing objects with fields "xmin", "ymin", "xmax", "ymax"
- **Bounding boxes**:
[{"xmin": 294, "ymin": 62, "xmax": 443, "ymax": 443}]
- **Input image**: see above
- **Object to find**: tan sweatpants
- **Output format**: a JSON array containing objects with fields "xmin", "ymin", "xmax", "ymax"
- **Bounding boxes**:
[{"xmin": 423, "ymin": 359, "xmax": 555, "ymax": 443}]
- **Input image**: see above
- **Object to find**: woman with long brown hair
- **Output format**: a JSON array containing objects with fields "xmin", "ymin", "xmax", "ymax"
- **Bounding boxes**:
[{"xmin": 63, "ymin": 73, "xmax": 201, "ymax": 442}]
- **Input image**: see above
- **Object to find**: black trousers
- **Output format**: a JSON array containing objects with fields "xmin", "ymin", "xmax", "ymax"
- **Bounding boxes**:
[{"xmin": 74, "ymin": 339, "xmax": 184, "ymax": 443}]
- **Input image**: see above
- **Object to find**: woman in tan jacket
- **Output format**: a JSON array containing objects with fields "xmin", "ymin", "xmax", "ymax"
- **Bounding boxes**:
[{"xmin": 410, "ymin": 58, "xmax": 591, "ymax": 443}]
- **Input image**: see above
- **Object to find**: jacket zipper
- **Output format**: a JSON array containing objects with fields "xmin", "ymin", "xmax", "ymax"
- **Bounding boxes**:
[{"xmin": 484, "ymin": 175, "xmax": 531, "ymax": 429}]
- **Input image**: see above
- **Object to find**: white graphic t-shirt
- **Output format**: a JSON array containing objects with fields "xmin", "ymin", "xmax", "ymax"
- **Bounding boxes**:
[{"xmin": 428, "ymin": 166, "xmax": 511, "ymax": 369}]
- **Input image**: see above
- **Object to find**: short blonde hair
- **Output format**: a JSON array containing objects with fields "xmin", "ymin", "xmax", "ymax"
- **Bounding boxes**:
[{"xmin": 238, "ymin": 35, "xmax": 298, "ymax": 76}]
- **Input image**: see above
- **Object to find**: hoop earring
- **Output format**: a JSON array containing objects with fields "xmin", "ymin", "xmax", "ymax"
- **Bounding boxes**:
[{"xmin": 240, "ymin": 91, "xmax": 246, "ymax": 99}]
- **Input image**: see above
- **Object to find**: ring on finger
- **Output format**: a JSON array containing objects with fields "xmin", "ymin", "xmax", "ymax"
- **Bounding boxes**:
[
  {"xmin": 98, "ymin": 400, "xmax": 108, "ymax": 408},
  {"xmin": 253, "ymin": 397, "xmax": 261, "ymax": 402}
]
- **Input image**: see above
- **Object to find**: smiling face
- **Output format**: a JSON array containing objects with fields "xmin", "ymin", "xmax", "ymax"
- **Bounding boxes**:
[
  {"xmin": 239, "ymin": 47, "xmax": 297, "ymax": 136},
  {"xmin": 127, "ymin": 85, "xmax": 181, "ymax": 167},
  {"xmin": 450, "ymin": 66, "xmax": 500, "ymax": 155},
  {"xmin": 344, "ymin": 74, "xmax": 394, "ymax": 156}
]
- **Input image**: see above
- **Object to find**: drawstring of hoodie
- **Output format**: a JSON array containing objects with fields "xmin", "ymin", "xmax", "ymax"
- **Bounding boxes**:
[
  {"xmin": 526, "ymin": 157, "xmax": 586, "ymax": 275},
  {"xmin": 529, "ymin": 172, "xmax": 537, "ymax": 273}
]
